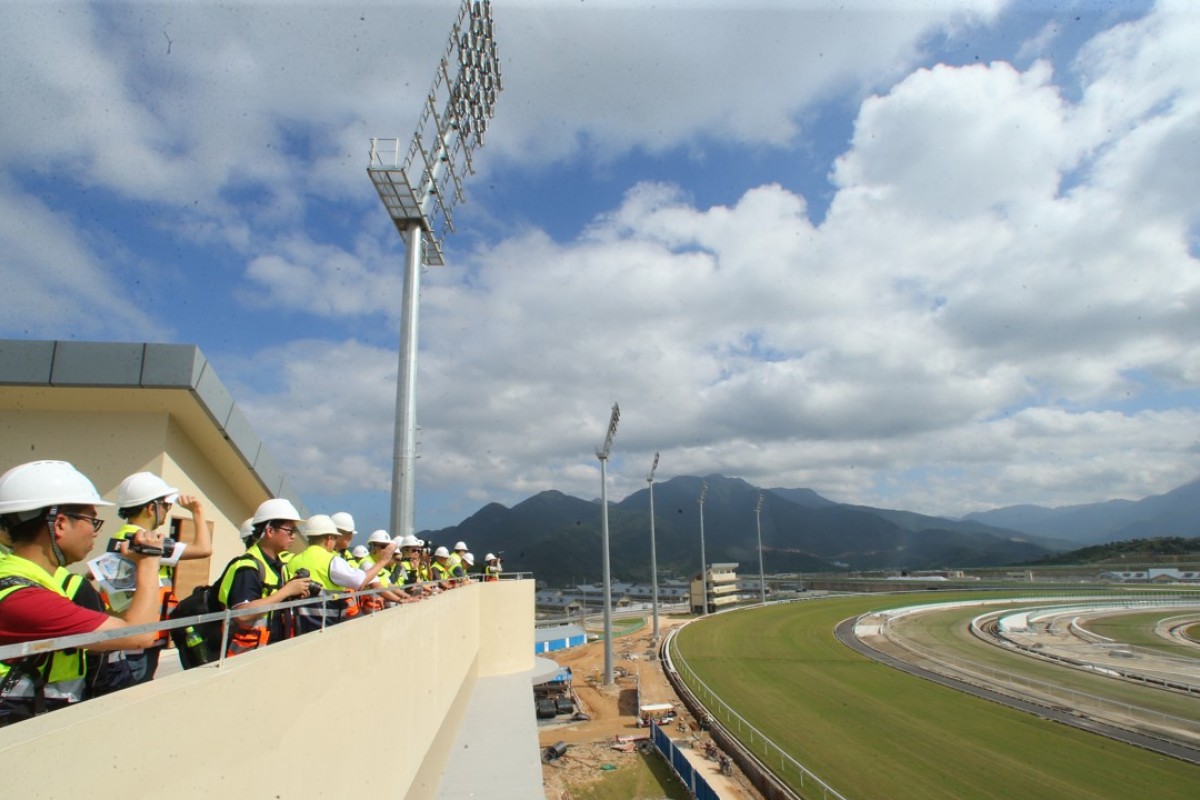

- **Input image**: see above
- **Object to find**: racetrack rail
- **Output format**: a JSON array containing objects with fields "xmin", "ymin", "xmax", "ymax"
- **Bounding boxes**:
[{"xmin": 835, "ymin": 616, "xmax": 1200, "ymax": 766}]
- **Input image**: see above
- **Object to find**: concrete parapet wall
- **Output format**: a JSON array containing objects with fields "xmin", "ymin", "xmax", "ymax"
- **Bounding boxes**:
[{"xmin": 0, "ymin": 579, "xmax": 534, "ymax": 799}]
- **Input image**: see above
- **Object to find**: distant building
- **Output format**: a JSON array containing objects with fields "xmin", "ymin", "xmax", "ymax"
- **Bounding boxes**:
[
  {"xmin": 1101, "ymin": 567, "xmax": 1200, "ymax": 583},
  {"xmin": 690, "ymin": 562, "xmax": 743, "ymax": 614}
]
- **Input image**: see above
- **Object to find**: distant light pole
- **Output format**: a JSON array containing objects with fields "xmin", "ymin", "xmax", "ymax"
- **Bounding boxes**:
[
  {"xmin": 368, "ymin": 0, "xmax": 502, "ymax": 538},
  {"xmin": 596, "ymin": 403, "xmax": 620, "ymax": 684},
  {"xmin": 698, "ymin": 481, "xmax": 709, "ymax": 616},
  {"xmin": 755, "ymin": 491, "xmax": 766, "ymax": 605},
  {"xmin": 647, "ymin": 451, "xmax": 660, "ymax": 641}
]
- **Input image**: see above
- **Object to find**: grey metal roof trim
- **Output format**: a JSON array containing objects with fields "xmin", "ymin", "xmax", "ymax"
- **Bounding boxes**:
[{"xmin": 0, "ymin": 339, "xmax": 305, "ymax": 513}]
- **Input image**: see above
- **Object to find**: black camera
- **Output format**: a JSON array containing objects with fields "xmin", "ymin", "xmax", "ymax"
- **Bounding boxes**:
[
  {"xmin": 293, "ymin": 568, "xmax": 321, "ymax": 597},
  {"xmin": 107, "ymin": 535, "xmax": 176, "ymax": 559}
]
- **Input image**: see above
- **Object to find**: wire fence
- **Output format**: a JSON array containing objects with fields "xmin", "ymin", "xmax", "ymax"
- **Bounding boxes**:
[{"xmin": 667, "ymin": 624, "xmax": 849, "ymax": 800}]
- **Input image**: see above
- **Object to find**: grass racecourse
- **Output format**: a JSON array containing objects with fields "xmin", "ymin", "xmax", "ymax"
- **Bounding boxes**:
[{"xmin": 673, "ymin": 594, "xmax": 1200, "ymax": 800}]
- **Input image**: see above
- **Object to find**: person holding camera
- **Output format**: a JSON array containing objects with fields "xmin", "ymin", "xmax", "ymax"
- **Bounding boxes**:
[
  {"xmin": 212, "ymin": 498, "xmax": 313, "ymax": 657},
  {"xmin": 0, "ymin": 461, "xmax": 166, "ymax": 726},
  {"xmin": 288, "ymin": 515, "xmax": 397, "ymax": 634},
  {"xmin": 103, "ymin": 472, "xmax": 213, "ymax": 687},
  {"xmin": 483, "ymin": 553, "xmax": 503, "ymax": 582}
]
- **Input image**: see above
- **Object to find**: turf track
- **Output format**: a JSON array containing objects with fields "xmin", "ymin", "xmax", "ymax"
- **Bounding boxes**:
[{"xmin": 673, "ymin": 594, "xmax": 1200, "ymax": 799}]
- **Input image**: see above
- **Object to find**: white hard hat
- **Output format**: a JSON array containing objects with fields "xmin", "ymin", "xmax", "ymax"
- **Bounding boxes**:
[
  {"xmin": 434, "ymin": 546, "xmax": 450, "ymax": 558},
  {"xmin": 330, "ymin": 511, "xmax": 356, "ymax": 534},
  {"xmin": 239, "ymin": 518, "xmax": 254, "ymax": 541},
  {"xmin": 367, "ymin": 529, "xmax": 391, "ymax": 545},
  {"xmin": 401, "ymin": 535, "xmax": 423, "ymax": 548},
  {"xmin": 0, "ymin": 461, "xmax": 113, "ymax": 519},
  {"xmin": 252, "ymin": 498, "xmax": 303, "ymax": 525},
  {"xmin": 351, "ymin": 545, "xmax": 369, "ymax": 559},
  {"xmin": 303, "ymin": 514, "xmax": 339, "ymax": 538},
  {"xmin": 463, "ymin": 552, "xmax": 475, "ymax": 566},
  {"xmin": 485, "ymin": 553, "xmax": 497, "ymax": 561},
  {"xmin": 453, "ymin": 541, "xmax": 468, "ymax": 551},
  {"xmin": 116, "ymin": 472, "xmax": 179, "ymax": 509}
]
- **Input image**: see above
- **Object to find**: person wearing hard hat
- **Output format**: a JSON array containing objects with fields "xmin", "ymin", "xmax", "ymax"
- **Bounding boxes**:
[
  {"xmin": 103, "ymin": 472, "xmax": 214, "ymax": 686},
  {"xmin": 330, "ymin": 511, "xmax": 358, "ymax": 567},
  {"xmin": 356, "ymin": 530, "xmax": 409, "ymax": 608},
  {"xmin": 395, "ymin": 535, "xmax": 433, "ymax": 596},
  {"xmin": 350, "ymin": 544, "xmax": 369, "ymax": 565},
  {"xmin": 459, "ymin": 552, "xmax": 476, "ymax": 583},
  {"xmin": 0, "ymin": 461, "xmax": 167, "ymax": 725},
  {"xmin": 429, "ymin": 546, "xmax": 459, "ymax": 589},
  {"xmin": 483, "ymin": 553, "xmax": 502, "ymax": 582},
  {"xmin": 212, "ymin": 498, "xmax": 313, "ymax": 657},
  {"xmin": 449, "ymin": 540, "xmax": 468, "ymax": 571},
  {"xmin": 288, "ymin": 515, "xmax": 398, "ymax": 634}
]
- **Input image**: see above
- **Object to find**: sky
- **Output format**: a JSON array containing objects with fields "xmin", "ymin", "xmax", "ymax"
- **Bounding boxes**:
[{"xmin": 3, "ymin": 0, "xmax": 1199, "ymax": 537}]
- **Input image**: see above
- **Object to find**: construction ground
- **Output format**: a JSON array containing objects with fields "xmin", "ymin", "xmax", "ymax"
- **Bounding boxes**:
[{"xmin": 538, "ymin": 614, "xmax": 765, "ymax": 800}]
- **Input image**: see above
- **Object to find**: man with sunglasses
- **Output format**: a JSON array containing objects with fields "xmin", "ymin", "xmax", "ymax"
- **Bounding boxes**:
[
  {"xmin": 0, "ymin": 460, "xmax": 166, "ymax": 725},
  {"xmin": 104, "ymin": 472, "xmax": 214, "ymax": 687}
]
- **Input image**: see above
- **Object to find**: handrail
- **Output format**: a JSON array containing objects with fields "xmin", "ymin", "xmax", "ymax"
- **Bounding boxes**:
[{"xmin": 0, "ymin": 577, "xmax": 478, "ymax": 662}]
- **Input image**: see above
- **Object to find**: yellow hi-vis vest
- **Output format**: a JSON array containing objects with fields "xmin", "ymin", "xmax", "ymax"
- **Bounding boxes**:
[
  {"xmin": 286, "ymin": 545, "xmax": 346, "ymax": 627},
  {"xmin": 0, "ymin": 555, "xmax": 88, "ymax": 708}
]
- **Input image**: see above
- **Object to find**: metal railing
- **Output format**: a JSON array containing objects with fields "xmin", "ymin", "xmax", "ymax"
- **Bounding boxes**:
[
  {"xmin": 665, "ymin": 615, "xmax": 848, "ymax": 800},
  {"xmin": 0, "ymin": 577, "xmax": 489, "ymax": 665}
]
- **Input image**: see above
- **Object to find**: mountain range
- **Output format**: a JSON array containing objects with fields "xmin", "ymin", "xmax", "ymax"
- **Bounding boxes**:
[{"xmin": 417, "ymin": 473, "xmax": 1200, "ymax": 586}]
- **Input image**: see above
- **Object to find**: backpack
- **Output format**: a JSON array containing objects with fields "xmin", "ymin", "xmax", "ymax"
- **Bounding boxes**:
[{"xmin": 167, "ymin": 555, "xmax": 269, "ymax": 669}]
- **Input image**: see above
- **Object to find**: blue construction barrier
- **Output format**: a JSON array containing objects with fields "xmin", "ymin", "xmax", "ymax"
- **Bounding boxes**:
[{"xmin": 651, "ymin": 722, "xmax": 720, "ymax": 800}]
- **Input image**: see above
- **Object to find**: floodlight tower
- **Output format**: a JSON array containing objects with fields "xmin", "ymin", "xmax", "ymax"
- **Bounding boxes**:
[
  {"xmin": 368, "ymin": 0, "xmax": 502, "ymax": 538},
  {"xmin": 698, "ymin": 481, "xmax": 709, "ymax": 615},
  {"xmin": 596, "ymin": 402, "xmax": 620, "ymax": 685},
  {"xmin": 755, "ymin": 491, "xmax": 766, "ymax": 605},
  {"xmin": 647, "ymin": 451, "xmax": 660, "ymax": 641}
]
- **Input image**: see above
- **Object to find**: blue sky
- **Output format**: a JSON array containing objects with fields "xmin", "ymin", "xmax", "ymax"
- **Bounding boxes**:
[{"xmin": 3, "ymin": 0, "xmax": 1199, "ymax": 537}]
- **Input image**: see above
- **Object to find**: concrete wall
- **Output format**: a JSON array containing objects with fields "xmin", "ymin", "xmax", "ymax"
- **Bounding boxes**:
[
  {"xmin": 0, "ymin": 404, "xmax": 257, "ymax": 583},
  {"xmin": 0, "ymin": 580, "xmax": 535, "ymax": 799}
]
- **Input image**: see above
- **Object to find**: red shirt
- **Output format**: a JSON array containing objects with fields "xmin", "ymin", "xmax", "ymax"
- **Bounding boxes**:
[{"xmin": 0, "ymin": 586, "xmax": 109, "ymax": 646}]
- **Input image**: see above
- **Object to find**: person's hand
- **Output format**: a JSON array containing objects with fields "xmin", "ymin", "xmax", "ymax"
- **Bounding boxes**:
[
  {"xmin": 378, "ymin": 542, "xmax": 399, "ymax": 563},
  {"xmin": 124, "ymin": 528, "xmax": 165, "ymax": 563},
  {"xmin": 177, "ymin": 494, "xmax": 203, "ymax": 515},
  {"xmin": 283, "ymin": 576, "xmax": 313, "ymax": 599}
]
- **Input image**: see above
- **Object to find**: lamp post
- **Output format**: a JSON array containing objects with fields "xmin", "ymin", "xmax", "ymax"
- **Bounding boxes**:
[
  {"xmin": 647, "ymin": 451, "xmax": 660, "ymax": 642},
  {"xmin": 755, "ymin": 491, "xmax": 766, "ymax": 605},
  {"xmin": 596, "ymin": 403, "xmax": 620, "ymax": 685},
  {"xmin": 698, "ymin": 481, "xmax": 708, "ymax": 616},
  {"xmin": 368, "ymin": 0, "xmax": 502, "ymax": 538}
]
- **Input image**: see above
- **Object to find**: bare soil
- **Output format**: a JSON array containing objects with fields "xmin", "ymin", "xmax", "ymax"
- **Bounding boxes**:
[{"xmin": 538, "ymin": 616, "xmax": 764, "ymax": 800}]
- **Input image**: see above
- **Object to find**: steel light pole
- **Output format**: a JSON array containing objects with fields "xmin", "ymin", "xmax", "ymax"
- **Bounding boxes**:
[
  {"xmin": 647, "ymin": 452, "xmax": 660, "ymax": 641},
  {"xmin": 596, "ymin": 403, "xmax": 620, "ymax": 684},
  {"xmin": 755, "ymin": 491, "xmax": 766, "ymax": 605},
  {"xmin": 368, "ymin": 0, "xmax": 502, "ymax": 538},
  {"xmin": 698, "ymin": 481, "xmax": 708, "ymax": 615}
]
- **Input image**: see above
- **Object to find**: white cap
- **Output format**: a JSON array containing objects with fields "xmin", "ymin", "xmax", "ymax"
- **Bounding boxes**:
[
  {"xmin": 454, "ymin": 541, "xmax": 468, "ymax": 551},
  {"xmin": 252, "ymin": 498, "xmax": 303, "ymax": 525},
  {"xmin": 330, "ymin": 511, "xmax": 356, "ymax": 534},
  {"xmin": 116, "ymin": 472, "xmax": 179, "ymax": 509},
  {"xmin": 366, "ymin": 529, "xmax": 392, "ymax": 545},
  {"xmin": 351, "ymin": 545, "xmax": 369, "ymax": 559},
  {"xmin": 434, "ymin": 546, "xmax": 450, "ymax": 558},
  {"xmin": 0, "ymin": 461, "xmax": 113, "ymax": 518},
  {"xmin": 463, "ymin": 552, "xmax": 475, "ymax": 566},
  {"xmin": 302, "ymin": 514, "xmax": 339, "ymax": 538}
]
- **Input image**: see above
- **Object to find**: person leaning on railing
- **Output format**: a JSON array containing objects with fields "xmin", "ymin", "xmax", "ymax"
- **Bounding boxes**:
[
  {"xmin": 212, "ymin": 498, "xmax": 313, "ymax": 657},
  {"xmin": 0, "ymin": 460, "xmax": 166, "ymax": 726}
]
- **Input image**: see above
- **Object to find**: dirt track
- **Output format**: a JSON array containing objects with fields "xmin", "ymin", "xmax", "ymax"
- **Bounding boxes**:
[{"xmin": 538, "ymin": 616, "xmax": 764, "ymax": 799}]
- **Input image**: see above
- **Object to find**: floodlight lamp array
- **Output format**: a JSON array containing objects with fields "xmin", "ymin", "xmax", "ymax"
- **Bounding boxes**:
[
  {"xmin": 368, "ymin": 0, "xmax": 502, "ymax": 266},
  {"xmin": 597, "ymin": 402, "xmax": 621, "ymax": 460},
  {"xmin": 648, "ymin": 451, "xmax": 659, "ymax": 482}
]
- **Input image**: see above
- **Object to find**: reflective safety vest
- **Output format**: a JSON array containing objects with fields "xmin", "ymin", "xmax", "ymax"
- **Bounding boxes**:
[
  {"xmin": 215, "ymin": 544, "xmax": 286, "ymax": 655},
  {"xmin": 483, "ymin": 565, "xmax": 501, "ymax": 582},
  {"xmin": 287, "ymin": 545, "xmax": 347, "ymax": 630},
  {"xmin": 0, "ymin": 556, "xmax": 88, "ymax": 716},
  {"xmin": 431, "ymin": 561, "xmax": 452, "ymax": 581},
  {"xmin": 108, "ymin": 524, "xmax": 176, "ymax": 647}
]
